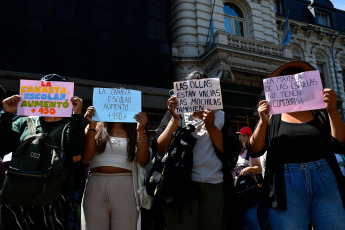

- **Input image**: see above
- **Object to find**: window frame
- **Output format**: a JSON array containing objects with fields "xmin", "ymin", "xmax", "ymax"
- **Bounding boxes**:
[
  {"xmin": 316, "ymin": 63, "xmax": 327, "ymax": 87},
  {"xmin": 274, "ymin": 0, "xmax": 284, "ymax": 15},
  {"xmin": 317, "ymin": 11, "xmax": 331, "ymax": 27},
  {"xmin": 223, "ymin": 3, "xmax": 245, "ymax": 37}
]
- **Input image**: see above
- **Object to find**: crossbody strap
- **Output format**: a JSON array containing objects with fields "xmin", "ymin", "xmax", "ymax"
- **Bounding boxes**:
[
  {"xmin": 244, "ymin": 151, "xmax": 250, "ymax": 168},
  {"xmin": 178, "ymin": 114, "xmax": 186, "ymax": 128},
  {"xmin": 26, "ymin": 117, "xmax": 35, "ymax": 135},
  {"xmin": 47, "ymin": 122, "xmax": 70, "ymax": 150}
]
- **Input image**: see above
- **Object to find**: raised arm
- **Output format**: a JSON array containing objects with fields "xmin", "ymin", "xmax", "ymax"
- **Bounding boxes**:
[
  {"xmin": 82, "ymin": 106, "xmax": 97, "ymax": 161},
  {"xmin": 64, "ymin": 96, "xmax": 85, "ymax": 156},
  {"xmin": 324, "ymin": 89, "xmax": 345, "ymax": 144},
  {"xmin": 204, "ymin": 110, "xmax": 224, "ymax": 153},
  {"xmin": 0, "ymin": 95, "xmax": 22, "ymax": 156},
  {"xmin": 156, "ymin": 97, "xmax": 180, "ymax": 155},
  {"xmin": 134, "ymin": 112, "xmax": 150, "ymax": 166},
  {"xmin": 249, "ymin": 100, "xmax": 270, "ymax": 154}
]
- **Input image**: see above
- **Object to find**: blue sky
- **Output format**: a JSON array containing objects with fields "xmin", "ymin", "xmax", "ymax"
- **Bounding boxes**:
[{"xmin": 331, "ymin": 0, "xmax": 345, "ymax": 11}]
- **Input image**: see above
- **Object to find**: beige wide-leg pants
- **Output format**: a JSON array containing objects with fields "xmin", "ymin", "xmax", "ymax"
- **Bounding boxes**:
[{"xmin": 81, "ymin": 173, "xmax": 138, "ymax": 230}]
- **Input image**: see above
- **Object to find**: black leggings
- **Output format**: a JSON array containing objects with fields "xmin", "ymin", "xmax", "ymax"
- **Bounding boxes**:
[{"xmin": 1, "ymin": 194, "xmax": 71, "ymax": 230}]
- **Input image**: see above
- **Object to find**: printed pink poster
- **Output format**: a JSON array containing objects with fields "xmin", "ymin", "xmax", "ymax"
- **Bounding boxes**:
[
  {"xmin": 263, "ymin": 70, "xmax": 326, "ymax": 115},
  {"xmin": 17, "ymin": 80, "xmax": 74, "ymax": 117}
]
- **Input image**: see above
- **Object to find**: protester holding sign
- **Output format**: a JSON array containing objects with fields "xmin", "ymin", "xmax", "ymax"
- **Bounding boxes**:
[
  {"xmin": 153, "ymin": 71, "xmax": 242, "ymax": 230},
  {"xmin": 0, "ymin": 74, "xmax": 85, "ymax": 230},
  {"xmin": 81, "ymin": 104, "xmax": 150, "ymax": 230},
  {"xmin": 249, "ymin": 61, "xmax": 345, "ymax": 230}
]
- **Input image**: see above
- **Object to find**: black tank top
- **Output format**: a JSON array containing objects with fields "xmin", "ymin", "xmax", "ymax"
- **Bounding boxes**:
[{"xmin": 277, "ymin": 113, "xmax": 329, "ymax": 164}]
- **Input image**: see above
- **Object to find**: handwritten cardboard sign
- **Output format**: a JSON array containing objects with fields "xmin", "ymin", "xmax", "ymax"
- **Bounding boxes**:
[
  {"xmin": 263, "ymin": 70, "xmax": 326, "ymax": 115},
  {"xmin": 92, "ymin": 88, "xmax": 141, "ymax": 123},
  {"xmin": 173, "ymin": 78, "xmax": 223, "ymax": 114},
  {"xmin": 17, "ymin": 80, "xmax": 74, "ymax": 117}
]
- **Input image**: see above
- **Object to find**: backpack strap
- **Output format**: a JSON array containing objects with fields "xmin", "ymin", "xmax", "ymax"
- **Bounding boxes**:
[
  {"xmin": 47, "ymin": 122, "xmax": 70, "ymax": 150},
  {"xmin": 244, "ymin": 151, "xmax": 250, "ymax": 168},
  {"xmin": 313, "ymin": 110, "xmax": 327, "ymax": 125},
  {"xmin": 60, "ymin": 122, "xmax": 69, "ymax": 151},
  {"xmin": 178, "ymin": 114, "xmax": 186, "ymax": 128},
  {"xmin": 26, "ymin": 117, "xmax": 36, "ymax": 135}
]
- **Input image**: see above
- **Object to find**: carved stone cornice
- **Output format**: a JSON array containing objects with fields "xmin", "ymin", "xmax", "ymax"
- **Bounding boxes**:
[
  {"xmin": 305, "ymin": 28, "xmax": 312, "ymax": 37},
  {"xmin": 317, "ymin": 32, "xmax": 326, "ymax": 41},
  {"xmin": 227, "ymin": 35, "xmax": 283, "ymax": 57}
]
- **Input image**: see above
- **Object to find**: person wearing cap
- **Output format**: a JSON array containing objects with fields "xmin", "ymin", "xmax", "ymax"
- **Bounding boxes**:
[
  {"xmin": 249, "ymin": 61, "xmax": 345, "ymax": 230},
  {"xmin": 0, "ymin": 74, "xmax": 85, "ymax": 229},
  {"xmin": 233, "ymin": 127, "xmax": 262, "ymax": 230},
  {"xmin": 153, "ymin": 71, "xmax": 242, "ymax": 230}
]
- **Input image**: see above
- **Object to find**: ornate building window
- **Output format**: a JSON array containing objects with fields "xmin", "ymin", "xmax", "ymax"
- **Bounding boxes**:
[
  {"xmin": 223, "ymin": 3, "xmax": 244, "ymax": 37},
  {"xmin": 274, "ymin": 0, "xmax": 283, "ymax": 14},
  {"xmin": 317, "ymin": 11, "xmax": 330, "ymax": 27},
  {"xmin": 316, "ymin": 63, "xmax": 329, "ymax": 88},
  {"xmin": 315, "ymin": 51, "xmax": 329, "ymax": 88}
]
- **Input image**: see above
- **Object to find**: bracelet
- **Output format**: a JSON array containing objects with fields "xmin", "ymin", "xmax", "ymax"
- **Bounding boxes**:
[
  {"xmin": 137, "ymin": 138, "xmax": 148, "ymax": 144},
  {"xmin": 88, "ymin": 128, "xmax": 96, "ymax": 132}
]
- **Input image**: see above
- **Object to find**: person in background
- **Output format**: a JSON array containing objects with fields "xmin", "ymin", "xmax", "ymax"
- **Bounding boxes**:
[
  {"xmin": 153, "ymin": 71, "xmax": 242, "ymax": 230},
  {"xmin": 81, "ymin": 106, "xmax": 150, "ymax": 230},
  {"xmin": 335, "ymin": 153, "xmax": 345, "ymax": 176},
  {"xmin": 0, "ymin": 74, "xmax": 85, "ymax": 229},
  {"xmin": 249, "ymin": 61, "xmax": 345, "ymax": 230},
  {"xmin": 233, "ymin": 127, "xmax": 262, "ymax": 230}
]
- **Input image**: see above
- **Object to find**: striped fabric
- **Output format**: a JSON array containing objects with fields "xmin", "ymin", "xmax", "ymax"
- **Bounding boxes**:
[{"xmin": 1, "ymin": 195, "xmax": 71, "ymax": 230}]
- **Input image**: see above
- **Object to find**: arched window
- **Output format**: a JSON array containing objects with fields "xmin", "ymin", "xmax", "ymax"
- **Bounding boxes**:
[
  {"xmin": 315, "ymin": 51, "xmax": 329, "ymax": 87},
  {"xmin": 223, "ymin": 3, "xmax": 244, "ymax": 37}
]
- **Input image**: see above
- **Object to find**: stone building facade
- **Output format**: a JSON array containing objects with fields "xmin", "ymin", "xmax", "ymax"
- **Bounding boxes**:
[{"xmin": 171, "ymin": 0, "xmax": 345, "ymax": 128}]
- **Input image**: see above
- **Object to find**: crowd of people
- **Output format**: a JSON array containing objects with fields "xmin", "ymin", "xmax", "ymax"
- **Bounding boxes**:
[{"xmin": 0, "ymin": 60, "xmax": 344, "ymax": 230}]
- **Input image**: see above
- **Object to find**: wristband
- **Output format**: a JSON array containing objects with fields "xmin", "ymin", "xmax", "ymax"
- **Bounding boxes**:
[
  {"xmin": 137, "ymin": 138, "xmax": 148, "ymax": 144},
  {"xmin": 88, "ymin": 128, "xmax": 96, "ymax": 132}
]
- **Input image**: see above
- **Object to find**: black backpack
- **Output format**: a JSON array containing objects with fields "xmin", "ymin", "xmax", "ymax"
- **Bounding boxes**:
[
  {"xmin": 0, "ymin": 117, "xmax": 69, "ymax": 205},
  {"xmin": 234, "ymin": 151, "xmax": 263, "ymax": 209},
  {"xmin": 146, "ymin": 124, "xmax": 197, "ymax": 208}
]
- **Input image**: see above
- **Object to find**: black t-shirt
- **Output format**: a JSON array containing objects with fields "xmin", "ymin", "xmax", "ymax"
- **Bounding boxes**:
[{"xmin": 277, "ymin": 115, "xmax": 329, "ymax": 164}]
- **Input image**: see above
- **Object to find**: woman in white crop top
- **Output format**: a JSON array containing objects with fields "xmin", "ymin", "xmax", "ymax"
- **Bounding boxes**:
[{"xmin": 81, "ymin": 106, "xmax": 150, "ymax": 230}]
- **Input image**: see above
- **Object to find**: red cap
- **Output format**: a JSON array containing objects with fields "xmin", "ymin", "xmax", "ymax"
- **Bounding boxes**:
[{"xmin": 237, "ymin": 127, "xmax": 252, "ymax": 136}]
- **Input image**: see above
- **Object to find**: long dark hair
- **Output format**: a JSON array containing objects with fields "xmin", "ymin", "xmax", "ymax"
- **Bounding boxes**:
[{"xmin": 95, "ymin": 122, "xmax": 137, "ymax": 161}]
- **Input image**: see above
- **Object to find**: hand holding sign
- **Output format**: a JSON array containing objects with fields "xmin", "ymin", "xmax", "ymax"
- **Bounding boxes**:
[
  {"xmin": 2, "ymin": 95, "xmax": 21, "ymax": 114},
  {"xmin": 167, "ymin": 96, "xmax": 180, "ymax": 120},
  {"xmin": 323, "ymin": 88, "xmax": 338, "ymax": 114},
  {"xmin": 134, "ymin": 112, "xmax": 148, "ymax": 131},
  {"xmin": 258, "ymin": 100, "xmax": 270, "ymax": 123},
  {"xmin": 71, "ymin": 96, "xmax": 83, "ymax": 115},
  {"xmin": 203, "ymin": 109, "xmax": 216, "ymax": 130},
  {"xmin": 84, "ymin": 106, "xmax": 97, "ymax": 128}
]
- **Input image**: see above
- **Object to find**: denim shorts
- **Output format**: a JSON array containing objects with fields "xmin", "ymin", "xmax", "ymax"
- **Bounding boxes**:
[{"xmin": 269, "ymin": 159, "xmax": 345, "ymax": 230}]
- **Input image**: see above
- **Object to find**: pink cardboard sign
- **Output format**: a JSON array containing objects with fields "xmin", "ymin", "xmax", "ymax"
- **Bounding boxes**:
[
  {"xmin": 17, "ymin": 80, "xmax": 74, "ymax": 117},
  {"xmin": 173, "ymin": 78, "xmax": 223, "ymax": 114},
  {"xmin": 263, "ymin": 70, "xmax": 326, "ymax": 115}
]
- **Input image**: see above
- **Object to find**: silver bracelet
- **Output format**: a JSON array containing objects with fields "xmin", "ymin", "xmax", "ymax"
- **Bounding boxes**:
[{"xmin": 137, "ymin": 138, "xmax": 148, "ymax": 143}]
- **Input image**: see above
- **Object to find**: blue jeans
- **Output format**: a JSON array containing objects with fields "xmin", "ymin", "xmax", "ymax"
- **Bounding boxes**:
[
  {"xmin": 241, "ymin": 203, "xmax": 261, "ymax": 230},
  {"xmin": 269, "ymin": 159, "xmax": 345, "ymax": 230}
]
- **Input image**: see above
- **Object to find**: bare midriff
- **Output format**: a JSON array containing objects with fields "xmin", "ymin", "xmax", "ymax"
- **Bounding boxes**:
[{"xmin": 90, "ymin": 166, "xmax": 131, "ymax": 174}]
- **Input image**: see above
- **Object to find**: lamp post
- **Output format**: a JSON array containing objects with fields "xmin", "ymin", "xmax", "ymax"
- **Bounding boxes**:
[{"xmin": 331, "ymin": 27, "xmax": 345, "ymax": 121}]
